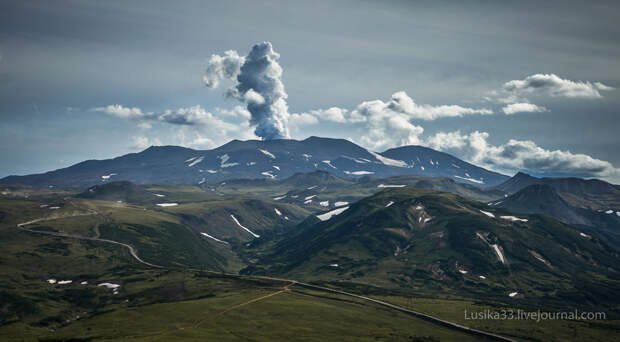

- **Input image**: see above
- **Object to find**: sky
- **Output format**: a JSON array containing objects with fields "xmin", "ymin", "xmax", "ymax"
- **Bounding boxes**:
[{"xmin": 1, "ymin": 0, "xmax": 619, "ymax": 183}]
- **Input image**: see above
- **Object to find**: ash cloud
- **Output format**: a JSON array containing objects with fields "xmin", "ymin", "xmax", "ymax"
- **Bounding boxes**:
[{"xmin": 204, "ymin": 42, "xmax": 290, "ymax": 140}]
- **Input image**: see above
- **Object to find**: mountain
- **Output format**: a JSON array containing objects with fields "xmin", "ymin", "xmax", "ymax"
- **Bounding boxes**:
[
  {"xmin": 494, "ymin": 172, "xmax": 620, "ymax": 210},
  {"xmin": 381, "ymin": 145, "xmax": 507, "ymax": 186},
  {"xmin": 495, "ymin": 183, "xmax": 620, "ymax": 249},
  {"xmin": 495, "ymin": 184, "xmax": 589, "ymax": 225},
  {"xmin": 493, "ymin": 171, "xmax": 539, "ymax": 194},
  {"xmin": 0, "ymin": 137, "xmax": 509, "ymax": 188},
  {"xmin": 246, "ymin": 188, "xmax": 620, "ymax": 307}
]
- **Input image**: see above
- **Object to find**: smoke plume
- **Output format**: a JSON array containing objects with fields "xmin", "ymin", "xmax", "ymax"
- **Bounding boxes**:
[{"xmin": 204, "ymin": 42, "xmax": 290, "ymax": 140}]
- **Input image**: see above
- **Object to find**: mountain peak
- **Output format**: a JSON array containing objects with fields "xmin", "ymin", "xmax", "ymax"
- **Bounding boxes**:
[
  {"xmin": 513, "ymin": 171, "xmax": 534, "ymax": 179},
  {"xmin": 0, "ymin": 136, "xmax": 512, "ymax": 188}
]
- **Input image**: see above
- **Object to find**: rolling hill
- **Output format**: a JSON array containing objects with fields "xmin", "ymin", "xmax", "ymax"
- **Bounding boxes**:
[{"xmin": 247, "ymin": 188, "xmax": 620, "ymax": 308}]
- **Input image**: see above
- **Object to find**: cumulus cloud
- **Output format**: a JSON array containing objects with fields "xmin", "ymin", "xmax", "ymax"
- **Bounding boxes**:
[
  {"xmin": 289, "ymin": 112, "xmax": 319, "ymax": 126},
  {"xmin": 93, "ymin": 104, "xmax": 149, "ymax": 120},
  {"xmin": 204, "ymin": 42, "xmax": 290, "ymax": 140},
  {"xmin": 283, "ymin": 91, "xmax": 491, "ymax": 150},
  {"xmin": 130, "ymin": 135, "xmax": 161, "ymax": 150},
  {"xmin": 304, "ymin": 107, "xmax": 349, "ymax": 123},
  {"xmin": 425, "ymin": 130, "xmax": 619, "ymax": 178},
  {"xmin": 503, "ymin": 73, "xmax": 614, "ymax": 99},
  {"xmin": 203, "ymin": 50, "xmax": 245, "ymax": 88},
  {"xmin": 502, "ymin": 102, "xmax": 548, "ymax": 115},
  {"xmin": 384, "ymin": 91, "xmax": 493, "ymax": 120},
  {"xmin": 340, "ymin": 91, "xmax": 490, "ymax": 150},
  {"xmin": 351, "ymin": 97, "xmax": 424, "ymax": 150},
  {"xmin": 346, "ymin": 92, "xmax": 491, "ymax": 123}
]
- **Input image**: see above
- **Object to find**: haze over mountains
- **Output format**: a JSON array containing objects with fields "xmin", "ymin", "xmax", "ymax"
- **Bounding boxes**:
[{"xmin": 0, "ymin": 137, "xmax": 509, "ymax": 188}]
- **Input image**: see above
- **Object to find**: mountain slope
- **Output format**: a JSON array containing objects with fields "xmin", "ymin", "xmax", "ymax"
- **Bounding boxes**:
[
  {"xmin": 0, "ymin": 137, "xmax": 509, "ymax": 188},
  {"xmin": 495, "ymin": 172, "xmax": 620, "ymax": 210},
  {"xmin": 381, "ymin": 145, "xmax": 507, "ymax": 186},
  {"xmin": 494, "ymin": 184, "xmax": 588, "ymax": 225},
  {"xmin": 495, "ymin": 183, "xmax": 620, "ymax": 249},
  {"xmin": 247, "ymin": 188, "xmax": 620, "ymax": 307}
]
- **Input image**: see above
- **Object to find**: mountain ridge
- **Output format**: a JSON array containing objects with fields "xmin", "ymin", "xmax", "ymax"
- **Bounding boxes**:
[{"xmin": 0, "ymin": 137, "xmax": 509, "ymax": 188}]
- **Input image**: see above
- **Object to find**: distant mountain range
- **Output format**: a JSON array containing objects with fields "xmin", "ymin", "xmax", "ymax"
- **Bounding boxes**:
[{"xmin": 0, "ymin": 137, "xmax": 509, "ymax": 188}]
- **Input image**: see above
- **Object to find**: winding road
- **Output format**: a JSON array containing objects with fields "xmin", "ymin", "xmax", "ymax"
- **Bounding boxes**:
[{"xmin": 17, "ymin": 211, "xmax": 516, "ymax": 342}]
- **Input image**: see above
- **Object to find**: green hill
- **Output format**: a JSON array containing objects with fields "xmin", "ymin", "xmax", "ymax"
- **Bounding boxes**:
[{"xmin": 248, "ymin": 188, "xmax": 620, "ymax": 309}]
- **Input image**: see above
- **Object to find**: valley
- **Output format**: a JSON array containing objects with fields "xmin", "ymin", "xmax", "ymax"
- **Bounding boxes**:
[{"xmin": 1, "ymin": 168, "xmax": 619, "ymax": 341}]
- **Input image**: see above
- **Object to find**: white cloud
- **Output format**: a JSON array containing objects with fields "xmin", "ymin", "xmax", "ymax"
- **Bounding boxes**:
[
  {"xmin": 95, "ymin": 104, "xmax": 256, "ymax": 150},
  {"xmin": 93, "ymin": 104, "xmax": 150, "ymax": 119},
  {"xmin": 158, "ymin": 105, "xmax": 235, "ymax": 127},
  {"xmin": 93, "ymin": 104, "xmax": 248, "ymax": 129},
  {"xmin": 214, "ymin": 105, "xmax": 252, "ymax": 120},
  {"xmin": 130, "ymin": 135, "xmax": 161, "ymax": 150},
  {"xmin": 594, "ymin": 82, "xmax": 615, "ymax": 91},
  {"xmin": 289, "ymin": 112, "xmax": 319, "ymax": 126},
  {"xmin": 352, "ymin": 97, "xmax": 424, "ymax": 150},
  {"xmin": 385, "ymin": 91, "xmax": 493, "ymax": 120},
  {"xmin": 502, "ymin": 102, "xmax": 548, "ymax": 115},
  {"xmin": 203, "ymin": 50, "xmax": 245, "ymax": 88},
  {"xmin": 340, "ymin": 92, "xmax": 491, "ymax": 124},
  {"xmin": 303, "ymin": 107, "xmax": 349, "ymax": 123},
  {"xmin": 425, "ymin": 130, "xmax": 620, "ymax": 178},
  {"xmin": 284, "ymin": 91, "xmax": 491, "ymax": 150},
  {"xmin": 503, "ymin": 74, "xmax": 614, "ymax": 99}
]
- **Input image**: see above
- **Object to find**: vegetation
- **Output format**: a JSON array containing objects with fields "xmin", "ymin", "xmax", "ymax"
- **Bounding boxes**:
[{"xmin": 1, "ymin": 178, "xmax": 619, "ymax": 341}]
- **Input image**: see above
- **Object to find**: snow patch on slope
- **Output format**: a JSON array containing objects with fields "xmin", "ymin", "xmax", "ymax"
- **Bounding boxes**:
[
  {"xmin": 454, "ymin": 175, "xmax": 484, "ymax": 184},
  {"xmin": 317, "ymin": 206, "xmax": 349, "ymax": 221},
  {"xmin": 156, "ymin": 203, "xmax": 178, "ymax": 207},
  {"xmin": 500, "ymin": 215, "xmax": 528, "ymax": 222},
  {"xmin": 344, "ymin": 170, "xmax": 374, "ymax": 175},
  {"xmin": 479, "ymin": 210, "xmax": 495, "ymax": 218},
  {"xmin": 187, "ymin": 156, "xmax": 204, "ymax": 167},
  {"xmin": 261, "ymin": 171, "xmax": 276, "ymax": 179},
  {"xmin": 201, "ymin": 232, "xmax": 229, "ymax": 244},
  {"xmin": 219, "ymin": 154, "xmax": 239, "ymax": 168},
  {"xmin": 377, "ymin": 184, "xmax": 406, "ymax": 188},
  {"xmin": 230, "ymin": 215, "xmax": 260, "ymax": 238},
  {"xmin": 368, "ymin": 151, "xmax": 408, "ymax": 167},
  {"xmin": 259, "ymin": 149, "xmax": 276, "ymax": 159},
  {"xmin": 322, "ymin": 160, "xmax": 337, "ymax": 169}
]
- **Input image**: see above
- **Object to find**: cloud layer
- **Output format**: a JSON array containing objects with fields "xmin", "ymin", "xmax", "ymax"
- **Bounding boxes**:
[
  {"xmin": 425, "ymin": 130, "xmax": 619, "ymax": 178},
  {"xmin": 93, "ymin": 104, "xmax": 255, "ymax": 150},
  {"xmin": 93, "ymin": 104, "xmax": 248, "ymax": 128}
]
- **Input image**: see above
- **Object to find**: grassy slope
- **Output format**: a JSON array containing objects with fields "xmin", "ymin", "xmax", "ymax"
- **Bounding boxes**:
[
  {"xmin": 252, "ymin": 188, "xmax": 620, "ymax": 311},
  {"xmin": 2, "ymin": 184, "xmax": 620, "ymax": 341},
  {"xmin": 371, "ymin": 296, "xmax": 620, "ymax": 342},
  {"xmin": 0, "ymin": 197, "xmax": 483, "ymax": 342}
]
